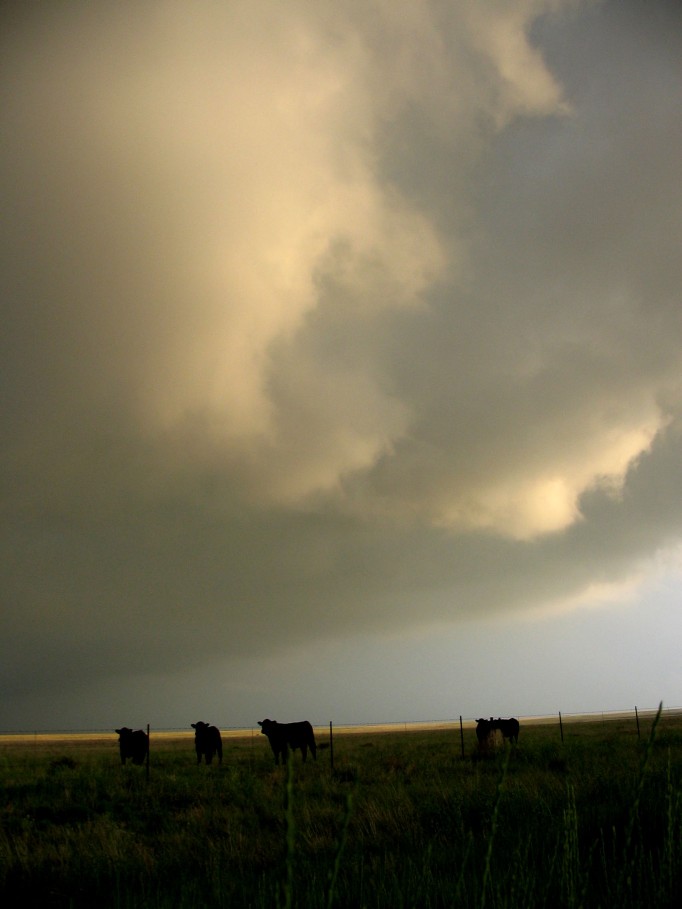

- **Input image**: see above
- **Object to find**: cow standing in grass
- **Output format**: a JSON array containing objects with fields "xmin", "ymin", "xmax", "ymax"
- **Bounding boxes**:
[
  {"xmin": 493, "ymin": 717, "xmax": 520, "ymax": 744},
  {"xmin": 475, "ymin": 718, "xmax": 495, "ymax": 747},
  {"xmin": 258, "ymin": 719, "xmax": 317, "ymax": 764},
  {"xmin": 191, "ymin": 721, "xmax": 223, "ymax": 765},
  {"xmin": 115, "ymin": 727, "xmax": 148, "ymax": 765}
]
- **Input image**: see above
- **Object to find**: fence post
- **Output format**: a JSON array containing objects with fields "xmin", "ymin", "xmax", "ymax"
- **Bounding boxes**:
[
  {"xmin": 459, "ymin": 716, "xmax": 465, "ymax": 759},
  {"xmin": 146, "ymin": 724, "xmax": 150, "ymax": 782},
  {"xmin": 635, "ymin": 706, "xmax": 640, "ymax": 740},
  {"xmin": 329, "ymin": 721, "xmax": 334, "ymax": 772},
  {"xmin": 559, "ymin": 712, "xmax": 564, "ymax": 743}
]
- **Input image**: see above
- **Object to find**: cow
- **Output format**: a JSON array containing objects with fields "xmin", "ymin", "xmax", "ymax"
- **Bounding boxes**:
[
  {"xmin": 115, "ymin": 727, "xmax": 148, "ymax": 765},
  {"xmin": 258, "ymin": 719, "xmax": 317, "ymax": 765},
  {"xmin": 493, "ymin": 717, "xmax": 520, "ymax": 744},
  {"xmin": 191, "ymin": 721, "xmax": 223, "ymax": 765},
  {"xmin": 475, "ymin": 717, "xmax": 495, "ymax": 746}
]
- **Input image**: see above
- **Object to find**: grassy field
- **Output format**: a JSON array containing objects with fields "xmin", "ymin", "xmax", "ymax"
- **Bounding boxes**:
[{"xmin": 1, "ymin": 711, "xmax": 681, "ymax": 907}]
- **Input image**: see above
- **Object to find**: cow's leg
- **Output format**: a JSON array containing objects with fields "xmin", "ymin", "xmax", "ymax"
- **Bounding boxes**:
[{"xmin": 301, "ymin": 744, "xmax": 307, "ymax": 763}]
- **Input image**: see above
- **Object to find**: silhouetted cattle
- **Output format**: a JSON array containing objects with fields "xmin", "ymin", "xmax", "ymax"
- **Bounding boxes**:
[
  {"xmin": 475, "ymin": 718, "xmax": 494, "ymax": 745},
  {"xmin": 191, "ymin": 721, "xmax": 223, "ymax": 765},
  {"xmin": 258, "ymin": 719, "xmax": 317, "ymax": 764},
  {"xmin": 115, "ymin": 727, "xmax": 148, "ymax": 765},
  {"xmin": 493, "ymin": 717, "xmax": 520, "ymax": 743}
]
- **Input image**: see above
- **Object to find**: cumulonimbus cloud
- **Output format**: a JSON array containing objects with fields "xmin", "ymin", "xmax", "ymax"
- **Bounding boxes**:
[
  {"xmin": 3, "ymin": 0, "xmax": 679, "ymax": 530},
  {"xmin": 2, "ymin": 0, "xmax": 682, "ymax": 713}
]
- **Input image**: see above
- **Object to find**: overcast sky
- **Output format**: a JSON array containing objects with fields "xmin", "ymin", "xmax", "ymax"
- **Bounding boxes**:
[{"xmin": 2, "ymin": 0, "xmax": 682, "ymax": 733}]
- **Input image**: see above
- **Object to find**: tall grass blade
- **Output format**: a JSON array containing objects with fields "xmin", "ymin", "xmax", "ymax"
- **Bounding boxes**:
[
  {"xmin": 480, "ymin": 748, "xmax": 510, "ymax": 909},
  {"xmin": 614, "ymin": 700, "xmax": 662, "ymax": 903},
  {"xmin": 326, "ymin": 788, "xmax": 354, "ymax": 909},
  {"xmin": 281, "ymin": 756, "xmax": 296, "ymax": 909}
]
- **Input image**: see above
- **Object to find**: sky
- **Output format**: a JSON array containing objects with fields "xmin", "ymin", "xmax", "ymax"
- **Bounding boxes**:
[{"xmin": 2, "ymin": 0, "xmax": 682, "ymax": 732}]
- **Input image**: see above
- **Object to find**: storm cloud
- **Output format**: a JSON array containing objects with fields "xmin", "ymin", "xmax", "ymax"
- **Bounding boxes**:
[{"xmin": 2, "ymin": 0, "xmax": 682, "ymax": 728}]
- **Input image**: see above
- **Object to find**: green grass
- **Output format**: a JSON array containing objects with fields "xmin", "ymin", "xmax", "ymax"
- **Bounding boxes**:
[{"xmin": 1, "ymin": 711, "xmax": 681, "ymax": 907}]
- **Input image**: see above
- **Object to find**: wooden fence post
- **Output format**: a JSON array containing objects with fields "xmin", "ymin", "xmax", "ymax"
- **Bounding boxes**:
[
  {"xmin": 146, "ymin": 724, "xmax": 150, "ymax": 782},
  {"xmin": 459, "ymin": 716, "xmax": 465, "ymax": 759},
  {"xmin": 559, "ymin": 712, "xmax": 564, "ymax": 743},
  {"xmin": 329, "ymin": 721, "xmax": 334, "ymax": 772},
  {"xmin": 635, "ymin": 706, "xmax": 641, "ymax": 740}
]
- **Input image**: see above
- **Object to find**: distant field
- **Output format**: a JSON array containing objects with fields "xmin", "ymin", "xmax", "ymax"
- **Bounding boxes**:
[
  {"xmin": 2, "ymin": 704, "xmax": 676, "ymax": 743},
  {"xmin": 1, "ymin": 711, "xmax": 681, "ymax": 907}
]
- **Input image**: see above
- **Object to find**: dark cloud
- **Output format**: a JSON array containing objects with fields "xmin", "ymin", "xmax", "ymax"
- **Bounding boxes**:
[{"xmin": 2, "ymin": 1, "xmax": 682, "ymax": 728}]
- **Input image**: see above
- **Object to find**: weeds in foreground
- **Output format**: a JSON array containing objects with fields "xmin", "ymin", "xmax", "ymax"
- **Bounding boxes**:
[
  {"xmin": 1, "ymin": 713, "xmax": 681, "ymax": 907},
  {"xmin": 480, "ymin": 747, "xmax": 509, "ymax": 909}
]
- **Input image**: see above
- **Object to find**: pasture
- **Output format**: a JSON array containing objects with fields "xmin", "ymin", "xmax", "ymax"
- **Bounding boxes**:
[{"xmin": 1, "ymin": 713, "xmax": 681, "ymax": 907}]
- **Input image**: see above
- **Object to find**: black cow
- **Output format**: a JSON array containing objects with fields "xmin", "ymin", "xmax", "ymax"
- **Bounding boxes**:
[
  {"xmin": 475, "ymin": 717, "xmax": 494, "ymax": 745},
  {"xmin": 115, "ymin": 727, "xmax": 148, "ymax": 765},
  {"xmin": 493, "ymin": 717, "xmax": 520, "ymax": 744},
  {"xmin": 191, "ymin": 721, "xmax": 223, "ymax": 765},
  {"xmin": 258, "ymin": 719, "xmax": 317, "ymax": 764}
]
